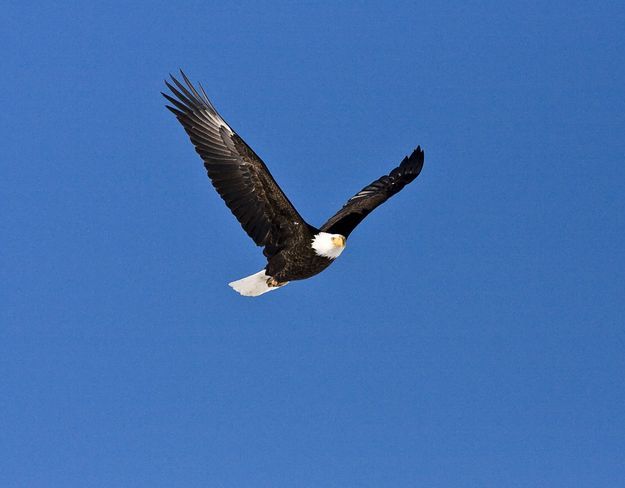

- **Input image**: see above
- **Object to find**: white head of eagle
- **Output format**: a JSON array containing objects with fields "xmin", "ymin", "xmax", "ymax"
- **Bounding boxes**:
[{"xmin": 312, "ymin": 232, "xmax": 346, "ymax": 259}]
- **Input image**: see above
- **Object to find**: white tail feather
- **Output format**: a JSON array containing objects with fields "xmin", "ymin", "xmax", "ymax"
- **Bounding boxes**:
[{"xmin": 228, "ymin": 270, "xmax": 288, "ymax": 297}]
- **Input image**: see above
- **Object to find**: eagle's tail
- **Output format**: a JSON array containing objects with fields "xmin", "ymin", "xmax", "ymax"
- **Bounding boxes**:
[{"xmin": 228, "ymin": 269, "xmax": 288, "ymax": 297}]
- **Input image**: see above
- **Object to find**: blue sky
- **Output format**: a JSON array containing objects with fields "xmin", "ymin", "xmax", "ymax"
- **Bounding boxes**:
[{"xmin": 2, "ymin": 1, "xmax": 625, "ymax": 486}]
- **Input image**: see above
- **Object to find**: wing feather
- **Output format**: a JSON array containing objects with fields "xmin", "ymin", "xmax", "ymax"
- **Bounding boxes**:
[
  {"xmin": 163, "ymin": 71, "xmax": 309, "ymax": 257},
  {"xmin": 320, "ymin": 147, "xmax": 424, "ymax": 237}
]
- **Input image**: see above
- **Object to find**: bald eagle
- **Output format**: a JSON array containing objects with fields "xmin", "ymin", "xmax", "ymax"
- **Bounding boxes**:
[{"xmin": 163, "ymin": 72, "xmax": 424, "ymax": 296}]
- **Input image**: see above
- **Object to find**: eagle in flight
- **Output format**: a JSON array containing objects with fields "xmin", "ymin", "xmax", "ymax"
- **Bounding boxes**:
[{"xmin": 163, "ymin": 72, "xmax": 425, "ymax": 296}]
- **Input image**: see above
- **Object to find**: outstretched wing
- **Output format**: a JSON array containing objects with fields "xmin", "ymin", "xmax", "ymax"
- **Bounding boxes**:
[
  {"xmin": 163, "ymin": 71, "xmax": 309, "ymax": 258},
  {"xmin": 320, "ymin": 147, "xmax": 424, "ymax": 237}
]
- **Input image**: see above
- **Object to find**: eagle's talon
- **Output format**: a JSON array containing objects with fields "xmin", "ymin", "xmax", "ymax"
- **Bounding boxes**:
[{"xmin": 266, "ymin": 277, "xmax": 286, "ymax": 288}]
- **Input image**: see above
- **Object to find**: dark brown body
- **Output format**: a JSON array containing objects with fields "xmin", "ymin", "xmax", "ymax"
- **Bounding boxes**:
[{"xmin": 265, "ymin": 227, "xmax": 334, "ymax": 282}]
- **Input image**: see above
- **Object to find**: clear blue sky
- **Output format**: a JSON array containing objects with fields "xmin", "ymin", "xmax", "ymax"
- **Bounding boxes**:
[{"xmin": 2, "ymin": 1, "xmax": 625, "ymax": 486}]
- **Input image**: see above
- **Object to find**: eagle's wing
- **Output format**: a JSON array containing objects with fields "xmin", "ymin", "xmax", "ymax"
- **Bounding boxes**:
[
  {"xmin": 163, "ymin": 72, "xmax": 309, "ymax": 258},
  {"xmin": 320, "ymin": 147, "xmax": 424, "ymax": 237}
]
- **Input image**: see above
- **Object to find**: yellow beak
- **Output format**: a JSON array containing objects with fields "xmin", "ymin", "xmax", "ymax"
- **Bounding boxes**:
[{"xmin": 331, "ymin": 235, "xmax": 346, "ymax": 247}]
